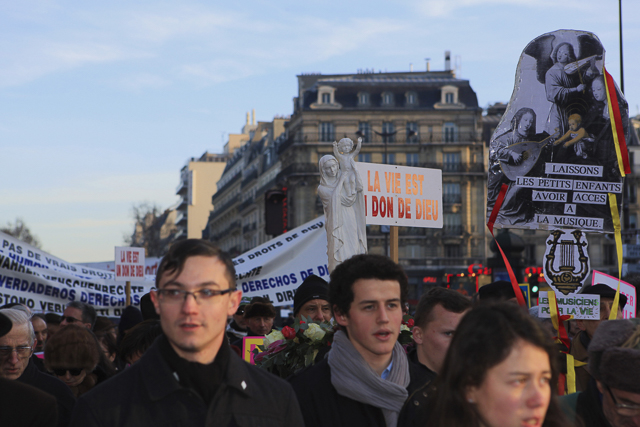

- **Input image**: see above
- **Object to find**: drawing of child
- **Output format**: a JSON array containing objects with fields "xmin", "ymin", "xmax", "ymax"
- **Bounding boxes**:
[
  {"xmin": 332, "ymin": 137, "xmax": 363, "ymax": 195},
  {"xmin": 553, "ymin": 114, "xmax": 593, "ymax": 159}
]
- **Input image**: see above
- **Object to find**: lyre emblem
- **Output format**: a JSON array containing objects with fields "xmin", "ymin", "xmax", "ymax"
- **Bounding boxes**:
[{"xmin": 544, "ymin": 229, "xmax": 590, "ymax": 295}]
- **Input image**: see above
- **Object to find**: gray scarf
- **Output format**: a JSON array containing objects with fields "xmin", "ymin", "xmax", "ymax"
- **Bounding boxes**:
[{"xmin": 328, "ymin": 330, "xmax": 410, "ymax": 427}]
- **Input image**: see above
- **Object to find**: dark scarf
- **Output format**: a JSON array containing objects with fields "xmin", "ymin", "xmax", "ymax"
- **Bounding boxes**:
[{"xmin": 159, "ymin": 335, "xmax": 230, "ymax": 405}]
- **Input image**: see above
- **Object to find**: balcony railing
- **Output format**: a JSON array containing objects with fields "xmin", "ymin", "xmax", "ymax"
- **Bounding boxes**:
[
  {"xmin": 287, "ymin": 131, "xmax": 481, "ymax": 145},
  {"xmin": 422, "ymin": 162, "xmax": 484, "ymax": 173},
  {"xmin": 276, "ymin": 163, "xmax": 318, "ymax": 183},
  {"xmin": 442, "ymin": 225, "xmax": 465, "ymax": 236},
  {"xmin": 443, "ymin": 194, "xmax": 462, "ymax": 204},
  {"xmin": 243, "ymin": 223, "xmax": 257, "ymax": 234}
]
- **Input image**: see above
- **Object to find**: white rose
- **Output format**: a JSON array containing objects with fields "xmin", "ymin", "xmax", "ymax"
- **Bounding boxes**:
[
  {"xmin": 400, "ymin": 324, "xmax": 410, "ymax": 332},
  {"xmin": 263, "ymin": 329, "xmax": 284, "ymax": 347},
  {"xmin": 303, "ymin": 323, "xmax": 326, "ymax": 341}
]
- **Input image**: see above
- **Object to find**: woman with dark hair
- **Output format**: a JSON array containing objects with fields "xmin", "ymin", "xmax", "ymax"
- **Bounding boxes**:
[
  {"xmin": 426, "ymin": 302, "xmax": 568, "ymax": 427},
  {"xmin": 487, "ymin": 107, "xmax": 539, "ymax": 224}
]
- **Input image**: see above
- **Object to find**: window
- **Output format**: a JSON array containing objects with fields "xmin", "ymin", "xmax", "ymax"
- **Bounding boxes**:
[
  {"xmin": 382, "ymin": 153, "xmax": 396, "ymax": 164},
  {"xmin": 382, "ymin": 122, "xmax": 395, "ymax": 143},
  {"xmin": 443, "ymin": 152, "xmax": 461, "ymax": 172},
  {"xmin": 406, "ymin": 122, "xmax": 418, "ymax": 143},
  {"xmin": 358, "ymin": 92, "xmax": 370, "ymax": 106},
  {"xmin": 358, "ymin": 122, "xmax": 371, "ymax": 143},
  {"xmin": 444, "ymin": 244, "xmax": 462, "ymax": 259},
  {"xmin": 443, "ymin": 122, "xmax": 458, "ymax": 142},
  {"xmin": 405, "ymin": 91, "xmax": 417, "ymax": 106},
  {"xmin": 319, "ymin": 122, "xmax": 334, "ymax": 142},
  {"xmin": 630, "ymin": 213, "xmax": 638, "ymax": 229},
  {"xmin": 445, "ymin": 93, "xmax": 454, "ymax": 104},
  {"xmin": 444, "ymin": 213, "xmax": 462, "ymax": 235},
  {"xmin": 382, "ymin": 92, "xmax": 394, "ymax": 106},
  {"xmin": 406, "ymin": 153, "xmax": 419, "ymax": 166},
  {"xmin": 358, "ymin": 153, "xmax": 372, "ymax": 162},
  {"xmin": 322, "ymin": 93, "xmax": 331, "ymax": 104},
  {"xmin": 443, "ymin": 183, "xmax": 461, "ymax": 204}
]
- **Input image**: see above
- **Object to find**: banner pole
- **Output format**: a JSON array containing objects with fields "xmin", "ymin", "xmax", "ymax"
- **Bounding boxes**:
[
  {"xmin": 390, "ymin": 226, "xmax": 399, "ymax": 263},
  {"xmin": 126, "ymin": 281, "xmax": 131, "ymax": 306}
]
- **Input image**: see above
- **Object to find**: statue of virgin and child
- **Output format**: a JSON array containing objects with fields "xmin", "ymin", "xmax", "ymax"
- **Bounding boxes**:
[{"xmin": 318, "ymin": 138, "xmax": 367, "ymax": 272}]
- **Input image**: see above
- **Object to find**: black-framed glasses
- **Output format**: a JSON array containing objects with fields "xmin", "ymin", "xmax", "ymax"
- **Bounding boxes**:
[
  {"xmin": 60, "ymin": 316, "xmax": 82, "ymax": 324},
  {"xmin": 0, "ymin": 346, "xmax": 32, "ymax": 358},
  {"xmin": 52, "ymin": 368, "xmax": 84, "ymax": 377},
  {"xmin": 157, "ymin": 288, "xmax": 234, "ymax": 304},
  {"xmin": 605, "ymin": 384, "xmax": 640, "ymax": 416}
]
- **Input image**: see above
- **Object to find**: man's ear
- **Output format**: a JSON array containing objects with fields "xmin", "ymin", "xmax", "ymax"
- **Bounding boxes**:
[
  {"xmin": 227, "ymin": 290, "xmax": 242, "ymax": 317},
  {"xmin": 596, "ymin": 380, "xmax": 605, "ymax": 395},
  {"xmin": 412, "ymin": 326, "xmax": 424, "ymax": 345},
  {"xmin": 333, "ymin": 305, "xmax": 348, "ymax": 327},
  {"xmin": 150, "ymin": 290, "xmax": 161, "ymax": 315}
]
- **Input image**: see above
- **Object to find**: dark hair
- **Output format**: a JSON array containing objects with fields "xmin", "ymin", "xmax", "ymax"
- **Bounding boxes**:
[
  {"xmin": 97, "ymin": 330, "xmax": 118, "ymax": 362},
  {"xmin": 119, "ymin": 319, "xmax": 162, "ymax": 364},
  {"xmin": 155, "ymin": 239, "xmax": 236, "ymax": 289},
  {"xmin": 67, "ymin": 301, "xmax": 97, "ymax": 328},
  {"xmin": 329, "ymin": 254, "xmax": 408, "ymax": 317},
  {"xmin": 45, "ymin": 324, "xmax": 100, "ymax": 372},
  {"xmin": 414, "ymin": 287, "xmax": 472, "ymax": 329},
  {"xmin": 427, "ymin": 302, "xmax": 568, "ymax": 427},
  {"xmin": 554, "ymin": 42, "xmax": 576, "ymax": 63}
]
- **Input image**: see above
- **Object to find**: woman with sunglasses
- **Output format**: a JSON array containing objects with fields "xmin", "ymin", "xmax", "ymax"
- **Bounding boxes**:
[
  {"xmin": 44, "ymin": 324, "xmax": 101, "ymax": 397},
  {"xmin": 426, "ymin": 302, "xmax": 569, "ymax": 427}
]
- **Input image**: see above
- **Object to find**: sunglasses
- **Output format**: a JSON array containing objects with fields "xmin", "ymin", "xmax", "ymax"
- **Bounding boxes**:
[
  {"xmin": 60, "ymin": 316, "xmax": 83, "ymax": 324},
  {"xmin": 52, "ymin": 368, "xmax": 84, "ymax": 377}
]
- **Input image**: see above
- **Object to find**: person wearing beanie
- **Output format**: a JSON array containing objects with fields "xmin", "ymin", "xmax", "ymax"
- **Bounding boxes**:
[
  {"xmin": 45, "ymin": 324, "xmax": 101, "ymax": 397},
  {"xmin": 242, "ymin": 297, "xmax": 277, "ymax": 337},
  {"xmin": 560, "ymin": 318, "xmax": 640, "ymax": 427},
  {"xmin": 570, "ymin": 283, "xmax": 627, "ymax": 392},
  {"xmin": 226, "ymin": 297, "xmax": 250, "ymax": 343},
  {"xmin": 293, "ymin": 275, "xmax": 331, "ymax": 322},
  {"xmin": 476, "ymin": 280, "xmax": 517, "ymax": 303}
]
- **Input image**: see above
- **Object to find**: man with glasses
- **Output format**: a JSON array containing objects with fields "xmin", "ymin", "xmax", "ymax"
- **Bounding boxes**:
[
  {"xmin": 561, "ymin": 317, "xmax": 640, "ymax": 427},
  {"xmin": 60, "ymin": 301, "xmax": 96, "ymax": 330},
  {"xmin": 0, "ymin": 308, "xmax": 76, "ymax": 427},
  {"xmin": 70, "ymin": 239, "xmax": 304, "ymax": 426}
]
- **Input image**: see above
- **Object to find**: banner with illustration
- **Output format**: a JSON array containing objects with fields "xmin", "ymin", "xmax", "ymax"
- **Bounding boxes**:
[
  {"xmin": 0, "ymin": 232, "xmax": 153, "ymax": 316},
  {"xmin": 486, "ymin": 29, "xmax": 629, "ymax": 232}
]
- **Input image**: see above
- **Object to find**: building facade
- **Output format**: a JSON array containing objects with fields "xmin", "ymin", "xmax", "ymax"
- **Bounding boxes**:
[{"xmin": 206, "ymin": 64, "xmax": 488, "ymax": 302}]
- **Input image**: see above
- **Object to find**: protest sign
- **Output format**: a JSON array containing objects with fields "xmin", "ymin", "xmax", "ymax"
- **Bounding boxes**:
[
  {"xmin": 114, "ymin": 247, "xmax": 145, "ymax": 281},
  {"xmin": 355, "ymin": 162, "xmax": 442, "ymax": 228},
  {"xmin": 486, "ymin": 30, "xmax": 628, "ymax": 232},
  {"xmin": 234, "ymin": 216, "xmax": 329, "ymax": 306},
  {"xmin": 243, "ymin": 336, "xmax": 264, "ymax": 364},
  {"xmin": 0, "ymin": 231, "xmax": 153, "ymax": 316},
  {"xmin": 538, "ymin": 291, "xmax": 600, "ymax": 320},
  {"xmin": 592, "ymin": 270, "xmax": 637, "ymax": 319}
]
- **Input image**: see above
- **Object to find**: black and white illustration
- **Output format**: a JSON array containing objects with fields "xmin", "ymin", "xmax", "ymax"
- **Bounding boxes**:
[{"xmin": 487, "ymin": 30, "xmax": 629, "ymax": 232}]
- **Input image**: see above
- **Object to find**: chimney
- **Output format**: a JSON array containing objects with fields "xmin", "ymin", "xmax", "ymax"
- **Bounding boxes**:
[
  {"xmin": 252, "ymin": 109, "xmax": 256, "ymax": 125},
  {"xmin": 425, "ymin": 58, "xmax": 431, "ymax": 72},
  {"xmin": 246, "ymin": 112, "xmax": 250, "ymax": 125},
  {"xmin": 410, "ymin": 63, "xmax": 413, "ymax": 72},
  {"xmin": 445, "ymin": 51, "xmax": 451, "ymax": 71}
]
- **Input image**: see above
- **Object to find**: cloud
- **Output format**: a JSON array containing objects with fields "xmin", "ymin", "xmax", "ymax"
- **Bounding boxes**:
[
  {"xmin": 116, "ymin": 73, "xmax": 171, "ymax": 91},
  {"xmin": 411, "ymin": 0, "xmax": 595, "ymax": 17}
]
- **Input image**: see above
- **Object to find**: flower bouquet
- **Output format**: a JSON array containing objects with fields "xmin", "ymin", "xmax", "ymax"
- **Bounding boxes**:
[{"xmin": 253, "ymin": 316, "xmax": 334, "ymax": 378}]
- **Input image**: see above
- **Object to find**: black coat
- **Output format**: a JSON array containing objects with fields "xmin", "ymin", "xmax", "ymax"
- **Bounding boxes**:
[
  {"xmin": 17, "ymin": 359, "xmax": 76, "ymax": 427},
  {"xmin": 0, "ymin": 378, "xmax": 58, "ymax": 427},
  {"xmin": 69, "ymin": 339, "xmax": 305, "ymax": 427},
  {"xmin": 290, "ymin": 356, "xmax": 431, "ymax": 427}
]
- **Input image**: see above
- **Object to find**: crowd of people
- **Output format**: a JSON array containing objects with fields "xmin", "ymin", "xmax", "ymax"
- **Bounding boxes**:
[{"xmin": 1, "ymin": 238, "xmax": 639, "ymax": 426}]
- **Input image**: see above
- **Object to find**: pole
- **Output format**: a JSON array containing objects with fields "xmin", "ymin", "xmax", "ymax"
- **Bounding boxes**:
[
  {"xmin": 619, "ymin": 0, "xmax": 624, "ymax": 93},
  {"xmin": 390, "ymin": 226, "xmax": 399, "ymax": 263},
  {"xmin": 125, "ymin": 281, "xmax": 131, "ymax": 306}
]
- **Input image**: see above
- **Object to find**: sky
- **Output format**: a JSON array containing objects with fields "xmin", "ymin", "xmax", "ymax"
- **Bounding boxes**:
[{"xmin": 1, "ymin": 0, "xmax": 639, "ymax": 263}]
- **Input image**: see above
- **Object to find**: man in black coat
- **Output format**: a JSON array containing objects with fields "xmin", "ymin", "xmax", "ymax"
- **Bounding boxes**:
[
  {"xmin": 0, "ymin": 312, "xmax": 59, "ymax": 427},
  {"xmin": 70, "ymin": 239, "xmax": 304, "ymax": 427},
  {"xmin": 0, "ymin": 308, "xmax": 76, "ymax": 427},
  {"xmin": 290, "ymin": 254, "xmax": 430, "ymax": 427}
]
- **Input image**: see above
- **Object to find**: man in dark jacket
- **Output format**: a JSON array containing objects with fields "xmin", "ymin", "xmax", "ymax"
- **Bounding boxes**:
[
  {"xmin": 0, "ymin": 312, "xmax": 59, "ymax": 427},
  {"xmin": 290, "ymin": 254, "xmax": 430, "ymax": 427},
  {"xmin": 70, "ymin": 239, "xmax": 304, "ymax": 427},
  {"xmin": 560, "ymin": 317, "xmax": 640, "ymax": 427},
  {"xmin": 409, "ymin": 287, "xmax": 471, "ymax": 383},
  {"xmin": 0, "ymin": 308, "xmax": 76, "ymax": 427}
]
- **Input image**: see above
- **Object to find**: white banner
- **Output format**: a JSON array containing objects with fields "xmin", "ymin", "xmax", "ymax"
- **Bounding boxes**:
[
  {"xmin": 234, "ymin": 216, "xmax": 329, "ymax": 306},
  {"xmin": 356, "ymin": 163, "xmax": 443, "ymax": 228},
  {"xmin": 0, "ymin": 232, "xmax": 153, "ymax": 316}
]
